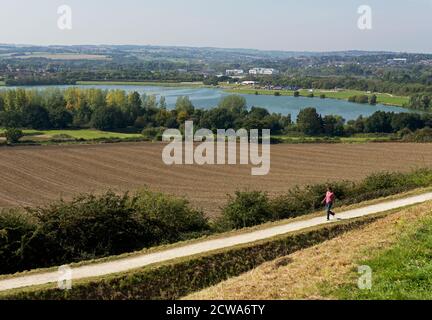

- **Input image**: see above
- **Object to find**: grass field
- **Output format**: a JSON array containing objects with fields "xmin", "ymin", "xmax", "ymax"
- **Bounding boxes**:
[
  {"xmin": 1, "ymin": 142, "xmax": 432, "ymax": 215},
  {"xmin": 225, "ymin": 87, "xmax": 410, "ymax": 107},
  {"xmin": 0, "ymin": 129, "xmax": 142, "ymax": 141},
  {"xmin": 333, "ymin": 215, "xmax": 432, "ymax": 299},
  {"xmin": 185, "ymin": 200, "xmax": 432, "ymax": 300},
  {"xmin": 0, "ymin": 81, "xmax": 5, "ymax": 86},
  {"xmin": 77, "ymin": 81, "xmax": 205, "ymax": 87}
]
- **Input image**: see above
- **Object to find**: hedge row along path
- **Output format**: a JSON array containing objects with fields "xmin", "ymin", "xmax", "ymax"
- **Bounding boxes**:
[{"xmin": 1, "ymin": 192, "xmax": 432, "ymax": 292}]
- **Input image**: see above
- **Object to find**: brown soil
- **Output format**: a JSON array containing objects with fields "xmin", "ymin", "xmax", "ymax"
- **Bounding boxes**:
[{"xmin": 1, "ymin": 142, "xmax": 432, "ymax": 216}]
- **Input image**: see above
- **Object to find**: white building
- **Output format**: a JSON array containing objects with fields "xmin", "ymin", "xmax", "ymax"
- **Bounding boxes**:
[
  {"xmin": 226, "ymin": 69, "xmax": 244, "ymax": 76},
  {"xmin": 241, "ymin": 81, "xmax": 257, "ymax": 86},
  {"xmin": 249, "ymin": 68, "xmax": 279, "ymax": 76}
]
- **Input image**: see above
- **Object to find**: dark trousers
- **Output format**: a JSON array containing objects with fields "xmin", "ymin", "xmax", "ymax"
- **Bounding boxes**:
[{"xmin": 326, "ymin": 202, "xmax": 335, "ymax": 219}]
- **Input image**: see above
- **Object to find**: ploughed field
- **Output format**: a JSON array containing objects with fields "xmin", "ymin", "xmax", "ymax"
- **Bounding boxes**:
[{"xmin": 1, "ymin": 142, "xmax": 432, "ymax": 216}]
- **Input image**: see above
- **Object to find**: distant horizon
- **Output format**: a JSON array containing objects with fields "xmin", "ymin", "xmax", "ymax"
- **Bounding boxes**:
[
  {"xmin": 1, "ymin": 43, "xmax": 430, "ymax": 55},
  {"xmin": 1, "ymin": 1, "xmax": 432, "ymax": 53}
]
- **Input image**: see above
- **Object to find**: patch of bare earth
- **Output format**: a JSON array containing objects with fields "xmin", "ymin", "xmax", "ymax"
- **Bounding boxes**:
[
  {"xmin": 1, "ymin": 142, "xmax": 432, "ymax": 216},
  {"xmin": 184, "ymin": 201, "xmax": 432, "ymax": 300}
]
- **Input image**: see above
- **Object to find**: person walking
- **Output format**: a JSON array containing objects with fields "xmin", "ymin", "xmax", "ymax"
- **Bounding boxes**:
[{"xmin": 323, "ymin": 187, "xmax": 336, "ymax": 221}]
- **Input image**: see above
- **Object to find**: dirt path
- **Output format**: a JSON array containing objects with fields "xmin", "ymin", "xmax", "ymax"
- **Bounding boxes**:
[{"xmin": 1, "ymin": 192, "xmax": 432, "ymax": 293}]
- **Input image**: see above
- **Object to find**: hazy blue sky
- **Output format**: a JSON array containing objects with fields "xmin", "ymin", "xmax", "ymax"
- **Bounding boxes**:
[{"xmin": 1, "ymin": 0, "xmax": 432, "ymax": 52}]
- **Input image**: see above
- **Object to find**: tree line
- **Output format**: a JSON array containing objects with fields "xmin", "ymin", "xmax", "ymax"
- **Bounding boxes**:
[
  {"xmin": 0, "ymin": 88, "xmax": 291, "ymax": 133},
  {"xmin": 295, "ymin": 107, "xmax": 432, "ymax": 137}
]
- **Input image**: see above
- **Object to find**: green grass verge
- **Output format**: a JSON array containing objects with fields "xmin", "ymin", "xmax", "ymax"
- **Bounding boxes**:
[
  {"xmin": 0, "ymin": 213, "xmax": 386, "ymax": 300},
  {"xmin": 224, "ymin": 88, "xmax": 409, "ymax": 107},
  {"xmin": 0, "ymin": 128, "xmax": 142, "ymax": 140},
  {"xmin": 273, "ymin": 133, "xmax": 398, "ymax": 144},
  {"xmin": 328, "ymin": 215, "xmax": 432, "ymax": 300}
]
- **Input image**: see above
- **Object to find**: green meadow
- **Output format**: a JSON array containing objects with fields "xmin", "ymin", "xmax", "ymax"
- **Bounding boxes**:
[
  {"xmin": 225, "ymin": 87, "xmax": 409, "ymax": 107},
  {"xmin": 334, "ymin": 216, "xmax": 432, "ymax": 300},
  {"xmin": 0, "ymin": 128, "xmax": 142, "ymax": 140},
  {"xmin": 77, "ymin": 81, "xmax": 205, "ymax": 87}
]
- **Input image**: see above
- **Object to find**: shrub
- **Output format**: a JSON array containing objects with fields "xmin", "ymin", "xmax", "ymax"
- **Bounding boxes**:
[
  {"xmin": 217, "ymin": 191, "xmax": 272, "ymax": 229},
  {"xmin": 0, "ymin": 190, "xmax": 210, "ymax": 274},
  {"xmin": 219, "ymin": 168, "xmax": 432, "ymax": 229},
  {"xmin": 0, "ymin": 210, "xmax": 38, "ymax": 274},
  {"xmin": 131, "ymin": 190, "xmax": 210, "ymax": 243},
  {"xmin": 404, "ymin": 127, "xmax": 432, "ymax": 142},
  {"xmin": 142, "ymin": 127, "xmax": 167, "ymax": 141},
  {"xmin": 4, "ymin": 128, "xmax": 23, "ymax": 144},
  {"xmin": 27, "ymin": 192, "xmax": 144, "ymax": 264}
]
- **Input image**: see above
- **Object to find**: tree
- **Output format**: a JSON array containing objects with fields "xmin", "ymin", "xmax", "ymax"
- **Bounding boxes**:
[
  {"xmin": 323, "ymin": 115, "xmax": 345, "ymax": 136},
  {"xmin": 91, "ymin": 106, "xmax": 125, "ymax": 131},
  {"xmin": 365, "ymin": 111, "xmax": 393, "ymax": 133},
  {"xmin": 369, "ymin": 94, "xmax": 377, "ymax": 105},
  {"xmin": 218, "ymin": 95, "xmax": 247, "ymax": 115},
  {"xmin": 22, "ymin": 105, "xmax": 51, "ymax": 130},
  {"xmin": 5, "ymin": 128, "xmax": 23, "ymax": 144},
  {"xmin": 390, "ymin": 113, "xmax": 423, "ymax": 132},
  {"xmin": 175, "ymin": 96, "xmax": 194, "ymax": 115},
  {"xmin": 296, "ymin": 108, "xmax": 323, "ymax": 135},
  {"xmin": 159, "ymin": 96, "xmax": 167, "ymax": 109},
  {"xmin": 293, "ymin": 91, "xmax": 300, "ymax": 97},
  {"xmin": 48, "ymin": 108, "xmax": 73, "ymax": 129}
]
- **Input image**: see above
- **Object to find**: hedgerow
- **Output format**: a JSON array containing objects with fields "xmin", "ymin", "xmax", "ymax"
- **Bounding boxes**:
[
  {"xmin": 0, "ymin": 190, "xmax": 210, "ymax": 274},
  {"xmin": 2, "ymin": 168, "xmax": 432, "ymax": 280},
  {"xmin": 216, "ymin": 168, "xmax": 432, "ymax": 230},
  {"xmin": 1, "ymin": 214, "xmax": 382, "ymax": 300}
]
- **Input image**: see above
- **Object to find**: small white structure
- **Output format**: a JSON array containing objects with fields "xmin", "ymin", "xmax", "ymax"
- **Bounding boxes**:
[
  {"xmin": 249, "ymin": 68, "xmax": 279, "ymax": 76},
  {"xmin": 226, "ymin": 69, "xmax": 244, "ymax": 76},
  {"xmin": 241, "ymin": 81, "xmax": 257, "ymax": 85}
]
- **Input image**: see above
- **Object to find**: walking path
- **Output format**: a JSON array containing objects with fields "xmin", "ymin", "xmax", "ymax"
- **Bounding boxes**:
[{"xmin": 2, "ymin": 192, "xmax": 432, "ymax": 292}]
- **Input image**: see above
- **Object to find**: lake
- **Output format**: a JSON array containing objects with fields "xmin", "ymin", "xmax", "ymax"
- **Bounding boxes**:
[{"xmin": 4, "ymin": 84, "xmax": 412, "ymax": 121}]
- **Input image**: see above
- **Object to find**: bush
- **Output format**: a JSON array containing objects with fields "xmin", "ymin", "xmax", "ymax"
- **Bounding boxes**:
[
  {"xmin": 131, "ymin": 190, "xmax": 210, "ymax": 243},
  {"xmin": 403, "ymin": 127, "xmax": 432, "ymax": 142},
  {"xmin": 218, "ymin": 168, "xmax": 432, "ymax": 229},
  {"xmin": 217, "ymin": 191, "xmax": 272, "ymax": 230},
  {"xmin": 4, "ymin": 128, "xmax": 23, "ymax": 144},
  {"xmin": 142, "ymin": 127, "xmax": 167, "ymax": 141},
  {"xmin": 0, "ymin": 211, "xmax": 38, "ymax": 274},
  {"xmin": 0, "ymin": 190, "xmax": 210, "ymax": 274},
  {"xmin": 348, "ymin": 95, "xmax": 369, "ymax": 104}
]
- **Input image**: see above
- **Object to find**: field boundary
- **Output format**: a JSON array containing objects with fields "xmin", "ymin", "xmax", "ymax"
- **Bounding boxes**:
[
  {"xmin": 1, "ymin": 191, "xmax": 432, "ymax": 295},
  {"xmin": 0, "ymin": 213, "xmax": 387, "ymax": 300}
]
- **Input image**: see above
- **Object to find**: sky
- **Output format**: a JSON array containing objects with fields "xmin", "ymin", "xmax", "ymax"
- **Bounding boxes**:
[{"xmin": 1, "ymin": 0, "xmax": 432, "ymax": 53}]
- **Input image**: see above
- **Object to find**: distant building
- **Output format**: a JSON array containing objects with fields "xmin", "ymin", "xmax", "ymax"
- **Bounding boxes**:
[
  {"xmin": 226, "ymin": 69, "xmax": 244, "ymax": 76},
  {"xmin": 249, "ymin": 68, "xmax": 279, "ymax": 76},
  {"xmin": 241, "ymin": 81, "xmax": 257, "ymax": 85},
  {"xmin": 387, "ymin": 58, "xmax": 407, "ymax": 64}
]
